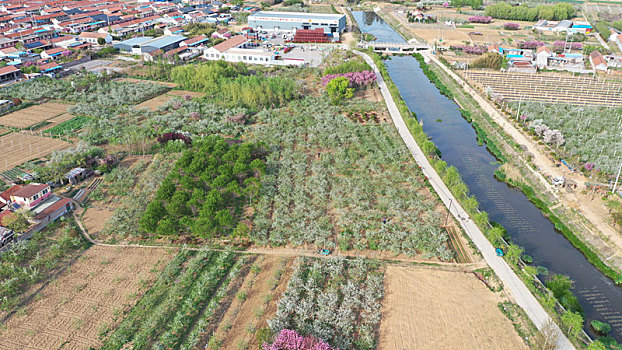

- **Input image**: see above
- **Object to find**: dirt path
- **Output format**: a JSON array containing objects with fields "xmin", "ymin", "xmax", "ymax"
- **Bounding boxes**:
[{"xmin": 378, "ymin": 265, "xmax": 527, "ymax": 350}]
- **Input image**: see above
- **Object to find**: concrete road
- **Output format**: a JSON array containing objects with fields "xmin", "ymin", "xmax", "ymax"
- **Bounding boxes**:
[{"xmin": 355, "ymin": 50, "xmax": 575, "ymax": 350}]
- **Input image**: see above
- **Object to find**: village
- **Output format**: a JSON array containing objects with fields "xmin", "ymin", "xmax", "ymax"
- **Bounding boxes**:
[{"xmin": 0, "ymin": 0, "xmax": 621, "ymax": 349}]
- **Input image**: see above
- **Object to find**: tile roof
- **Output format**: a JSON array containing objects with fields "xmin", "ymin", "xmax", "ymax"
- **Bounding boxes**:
[
  {"xmin": 0, "ymin": 65, "xmax": 19, "ymax": 75},
  {"xmin": 211, "ymin": 34, "xmax": 246, "ymax": 53},
  {"xmin": 34, "ymin": 197, "xmax": 71, "ymax": 220},
  {"xmin": 11, "ymin": 183, "xmax": 48, "ymax": 199},
  {"xmin": 0, "ymin": 184, "xmax": 23, "ymax": 202}
]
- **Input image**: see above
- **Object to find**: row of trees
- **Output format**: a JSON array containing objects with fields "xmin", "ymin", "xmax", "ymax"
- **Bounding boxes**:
[
  {"xmin": 139, "ymin": 136, "xmax": 266, "ymax": 238},
  {"xmin": 484, "ymin": 3, "xmax": 575, "ymax": 21}
]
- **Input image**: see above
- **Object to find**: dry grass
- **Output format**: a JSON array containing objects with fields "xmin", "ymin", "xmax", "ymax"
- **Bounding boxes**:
[{"xmin": 378, "ymin": 265, "xmax": 527, "ymax": 350}]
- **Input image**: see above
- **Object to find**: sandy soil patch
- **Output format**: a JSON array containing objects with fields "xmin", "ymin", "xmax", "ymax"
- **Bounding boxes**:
[
  {"xmin": 0, "ymin": 132, "xmax": 70, "ymax": 172},
  {"xmin": 0, "ymin": 246, "xmax": 173, "ymax": 350},
  {"xmin": 0, "ymin": 102, "xmax": 70, "ymax": 128},
  {"xmin": 378, "ymin": 265, "xmax": 527, "ymax": 350}
]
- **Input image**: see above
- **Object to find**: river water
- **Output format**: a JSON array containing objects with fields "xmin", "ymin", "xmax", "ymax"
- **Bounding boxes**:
[{"xmin": 352, "ymin": 11, "xmax": 622, "ymax": 341}]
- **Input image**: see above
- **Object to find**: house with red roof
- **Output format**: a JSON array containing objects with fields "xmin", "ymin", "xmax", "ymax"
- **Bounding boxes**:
[
  {"xmin": 203, "ymin": 34, "xmax": 247, "ymax": 60},
  {"xmin": 9, "ymin": 183, "xmax": 51, "ymax": 210},
  {"xmin": 0, "ymin": 65, "xmax": 21, "ymax": 83}
]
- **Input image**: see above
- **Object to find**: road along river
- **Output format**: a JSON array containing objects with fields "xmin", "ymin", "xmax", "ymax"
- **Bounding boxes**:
[{"xmin": 353, "ymin": 10, "xmax": 622, "ymax": 342}]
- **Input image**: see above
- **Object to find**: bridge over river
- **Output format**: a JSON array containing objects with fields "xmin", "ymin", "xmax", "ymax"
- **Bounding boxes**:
[{"xmin": 358, "ymin": 41, "xmax": 431, "ymax": 54}]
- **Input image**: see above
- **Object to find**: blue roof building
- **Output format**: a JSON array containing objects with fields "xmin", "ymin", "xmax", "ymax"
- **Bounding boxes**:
[{"xmin": 113, "ymin": 35, "xmax": 187, "ymax": 54}]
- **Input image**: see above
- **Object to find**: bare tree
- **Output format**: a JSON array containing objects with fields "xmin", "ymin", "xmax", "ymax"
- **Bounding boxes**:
[{"xmin": 534, "ymin": 319, "xmax": 560, "ymax": 350}]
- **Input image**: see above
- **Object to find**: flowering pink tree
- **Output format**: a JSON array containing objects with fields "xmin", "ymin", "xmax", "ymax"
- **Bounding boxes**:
[
  {"xmin": 263, "ymin": 329, "xmax": 337, "ymax": 350},
  {"xmin": 518, "ymin": 41, "xmax": 545, "ymax": 49},
  {"xmin": 449, "ymin": 45, "xmax": 487, "ymax": 55},
  {"xmin": 469, "ymin": 16, "xmax": 492, "ymax": 23},
  {"xmin": 584, "ymin": 162, "xmax": 594, "ymax": 171},
  {"xmin": 61, "ymin": 50, "xmax": 72, "ymax": 57},
  {"xmin": 443, "ymin": 1, "xmax": 449, "ymax": 7},
  {"xmin": 321, "ymin": 71, "xmax": 376, "ymax": 88},
  {"xmin": 552, "ymin": 41, "xmax": 582, "ymax": 53}
]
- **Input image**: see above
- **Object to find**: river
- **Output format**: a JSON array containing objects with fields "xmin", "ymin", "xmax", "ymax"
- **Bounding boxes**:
[{"xmin": 352, "ymin": 10, "xmax": 622, "ymax": 341}]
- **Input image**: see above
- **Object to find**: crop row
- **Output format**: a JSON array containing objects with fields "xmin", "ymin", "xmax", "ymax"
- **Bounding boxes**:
[
  {"xmin": 102, "ymin": 250, "xmax": 241, "ymax": 349},
  {"xmin": 44, "ymin": 116, "xmax": 92, "ymax": 136}
]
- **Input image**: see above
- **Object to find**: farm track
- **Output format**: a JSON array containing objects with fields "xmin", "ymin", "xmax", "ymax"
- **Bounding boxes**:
[{"xmin": 72, "ymin": 205, "xmax": 479, "ymax": 271}]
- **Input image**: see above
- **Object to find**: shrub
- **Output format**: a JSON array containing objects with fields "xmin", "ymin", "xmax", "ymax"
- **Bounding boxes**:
[
  {"xmin": 263, "ymin": 329, "xmax": 335, "ymax": 350},
  {"xmin": 449, "ymin": 45, "xmax": 487, "ymax": 55},
  {"xmin": 325, "ymin": 77, "xmax": 354, "ymax": 105},
  {"xmin": 157, "ymin": 132, "xmax": 192, "ymax": 145},
  {"xmin": 591, "ymin": 320, "xmax": 611, "ymax": 335},
  {"xmin": 503, "ymin": 23, "xmax": 520, "ymax": 30},
  {"xmin": 518, "ymin": 41, "xmax": 545, "ymax": 49},
  {"xmin": 470, "ymin": 52, "xmax": 503, "ymax": 69},
  {"xmin": 469, "ymin": 15, "xmax": 492, "ymax": 23},
  {"xmin": 321, "ymin": 71, "xmax": 376, "ymax": 88}
]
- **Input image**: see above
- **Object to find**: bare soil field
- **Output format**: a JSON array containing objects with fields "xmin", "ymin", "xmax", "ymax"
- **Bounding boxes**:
[
  {"xmin": 114, "ymin": 77, "xmax": 178, "ymax": 88},
  {"xmin": 208, "ymin": 256, "xmax": 293, "ymax": 349},
  {"xmin": 82, "ymin": 207, "xmax": 114, "ymax": 236},
  {"xmin": 378, "ymin": 265, "xmax": 527, "ymax": 350},
  {"xmin": 0, "ymin": 102, "xmax": 70, "ymax": 128},
  {"xmin": 0, "ymin": 246, "xmax": 174, "ymax": 350},
  {"xmin": 0, "ymin": 132, "xmax": 70, "ymax": 172},
  {"xmin": 167, "ymin": 89, "xmax": 205, "ymax": 98},
  {"xmin": 137, "ymin": 90, "xmax": 206, "ymax": 111}
]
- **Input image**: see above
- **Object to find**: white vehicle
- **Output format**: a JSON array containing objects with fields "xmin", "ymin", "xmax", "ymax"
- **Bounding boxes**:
[{"xmin": 552, "ymin": 176, "xmax": 565, "ymax": 186}]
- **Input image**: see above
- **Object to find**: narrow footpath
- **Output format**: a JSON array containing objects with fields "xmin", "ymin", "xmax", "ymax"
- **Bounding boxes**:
[{"xmin": 355, "ymin": 50, "xmax": 575, "ymax": 350}]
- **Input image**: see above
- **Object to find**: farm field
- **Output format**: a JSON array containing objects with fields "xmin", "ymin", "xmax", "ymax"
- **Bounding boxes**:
[
  {"xmin": 114, "ymin": 77, "xmax": 178, "ymax": 88},
  {"xmin": 250, "ymin": 97, "xmax": 453, "ymax": 260},
  {"xmin": 0, "ymin": 132, "xmax": 70, "ymax": 172},
  {"xmin": 102, "ymin": 250, "xmax": 252, "ymax": 349},
  {"xmin": 0, "ymin": 246, "xmax": 173, "ymax": 350},
  {"xmin": 136, "ymin": 89, "xmax": 205, "ymax": 111},
  {"xmin": 0, "ymin": 102, "xmax": 70, "ymax": 128},
  {"xmin": 40, "ymin": 113, "xmax": 77, "ymax": 131},
  {"xmin": 378, "ymin": 265, "xmax": 527, "ymax": 350},
  {"xmin": 207, "ymin": 256, "xmax": 293, "ymax": 349}
]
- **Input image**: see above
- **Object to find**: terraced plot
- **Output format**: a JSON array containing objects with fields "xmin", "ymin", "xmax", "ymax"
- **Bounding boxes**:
[
  {"xmin": 0, "ymin": 132, "xmax": 70, "ymax": 172},
  {"xmin": 0, "ymin": 102, "xmax": 70, "ymax": 128}
]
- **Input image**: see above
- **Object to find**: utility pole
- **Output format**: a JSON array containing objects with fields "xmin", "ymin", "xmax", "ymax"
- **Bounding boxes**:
[
  {"xmin": 516, "ymin": 94, "xmax": 523, "ymax": 121},
  {"xmin": 612, "ymin": 159, "xmax": 622, "ymax": 195}
]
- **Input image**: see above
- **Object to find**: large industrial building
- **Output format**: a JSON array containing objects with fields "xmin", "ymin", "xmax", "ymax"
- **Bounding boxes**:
[
  {"xmin": 248, "ymin": 11, "xmax": 346, "ymax": 36},
  {"xmin": 113, "ymin": 35, "xmax": 187, "ymax": 54}
]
